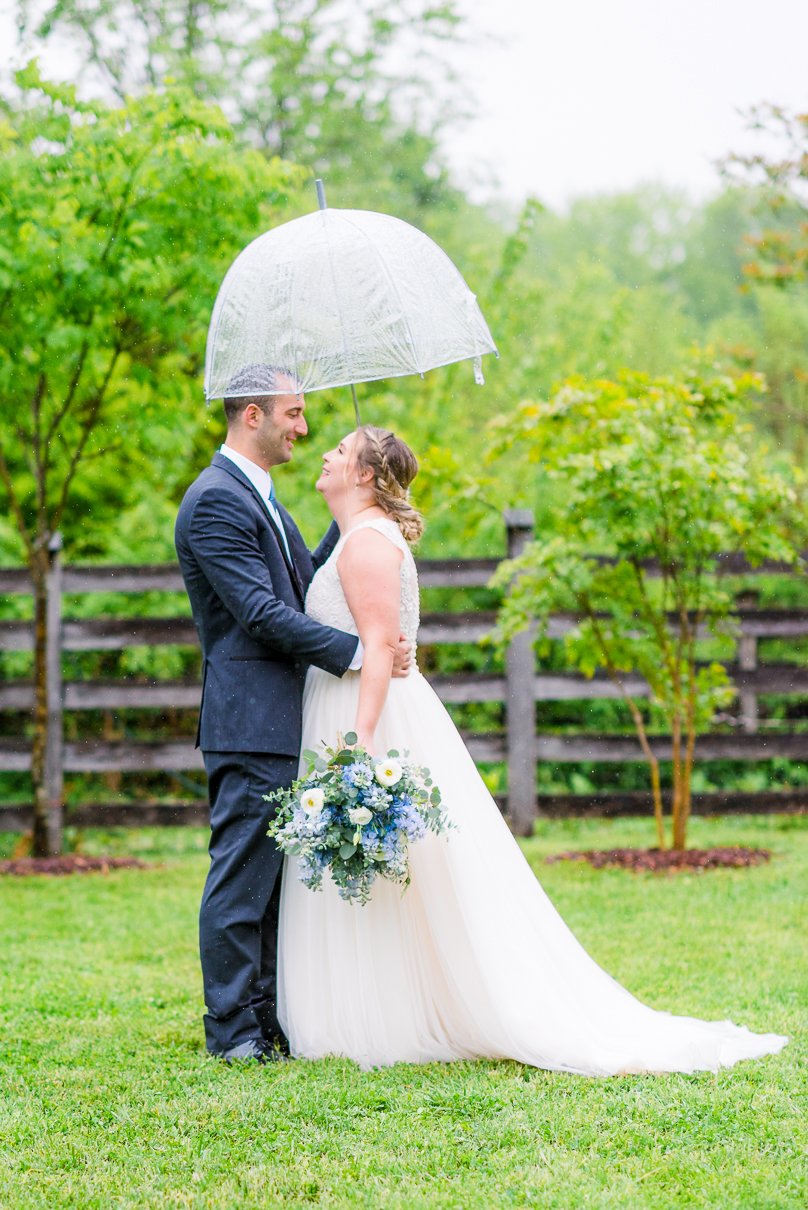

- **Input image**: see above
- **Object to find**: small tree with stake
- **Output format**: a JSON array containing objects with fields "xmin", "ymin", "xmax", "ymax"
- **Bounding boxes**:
[
  {"xmin": 491, "ymin": 369, "xmax": 804, "ymax": 850},
  {"xmin": 0, "ymin": 65, "xmax": 298, "ymax": 856}
]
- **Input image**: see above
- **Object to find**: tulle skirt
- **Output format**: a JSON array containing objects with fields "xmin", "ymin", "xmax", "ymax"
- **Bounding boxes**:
[{"xmin": 277, "ymin": 667, "xmax": 787, "ymax": 1074}]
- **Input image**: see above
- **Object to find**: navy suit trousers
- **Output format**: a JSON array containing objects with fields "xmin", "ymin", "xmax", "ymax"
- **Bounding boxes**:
[{"xmin": 200, "ymin": 750, "xmax": 298, "ymax": 1053}]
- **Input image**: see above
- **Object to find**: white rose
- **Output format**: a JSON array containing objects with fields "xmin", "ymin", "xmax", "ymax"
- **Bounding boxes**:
[
  {"xmin": 300, "ymin": 788, "xmax": 325, "ymax": 815},
  {"xmin": 347, "ymin": 806, "xmax": 373, "ymax": 826},
  {"xmin": 374, "ymin": 760, "xmax": 403, "ymax": 788}
]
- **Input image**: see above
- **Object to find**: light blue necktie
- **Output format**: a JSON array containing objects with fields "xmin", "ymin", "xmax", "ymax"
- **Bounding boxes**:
[{"xmin": 267, "ymin": 481, "xmax": 292, "ymax": 562}]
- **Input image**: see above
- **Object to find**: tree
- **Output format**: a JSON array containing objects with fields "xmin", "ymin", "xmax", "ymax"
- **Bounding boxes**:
[
  {"xmin": 723, "ymin": 105, "xmax": 808, "ymax": 287},
  {"xmin": 490, "ymin": 369, "xmax": 803, "ymax": 850},
  {"xmin": 719, "ymin": 109, "xmax": 808, "ymax": 456},
  {"xmin": 14, "ymin": 0, "xmax": 466, "ymax": 220},
  {"xmin": 0, "ymin": 64, "xmax": 299, "ymax": 854}
]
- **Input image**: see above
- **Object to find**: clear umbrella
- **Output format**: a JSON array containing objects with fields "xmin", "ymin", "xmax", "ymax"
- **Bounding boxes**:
[{"xmin": 204, "ymin": 182, "xmax": 497, "ymax": 421}]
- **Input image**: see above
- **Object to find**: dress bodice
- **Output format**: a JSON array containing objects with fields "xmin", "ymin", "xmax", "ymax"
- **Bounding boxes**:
[{"xmin": 305, "ymin": 517, "xmax": 420, "ymax": 651}]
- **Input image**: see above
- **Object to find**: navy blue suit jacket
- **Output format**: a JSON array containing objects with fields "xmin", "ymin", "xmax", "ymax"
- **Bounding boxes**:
[{"xmin": 175, "ymin": 452, "xmax": 358, "ymax": 756}]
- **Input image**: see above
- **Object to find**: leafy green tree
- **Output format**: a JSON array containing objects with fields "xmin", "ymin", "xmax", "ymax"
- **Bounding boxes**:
[
  {"xmin": 527, "ymin": 186, "xmax": 695, "ymax": 293},
  {"xmin": 708, "ymin": 287, "xmax": 808, "ymax": 460},
  {"xmin": 675, "ymin": 189, "xmax": 759, "ymax": 327},
  {"xmin": 723, "ymin": 105, "xmax": 808, "ymax": 287},
  {"xmin": 718, "ymin": 109, "xmax": 808, "ymax": 455},
  {"xmin": 14, "ymin": 0, "xmax": 465, "ymax": 220},
  {"xmin": 490, "ymin": 369, "xmax": 803, "ymax": 850},
  {"xmin": 0, "ymin": 64, "xmax": 299, "ymax": 854}
]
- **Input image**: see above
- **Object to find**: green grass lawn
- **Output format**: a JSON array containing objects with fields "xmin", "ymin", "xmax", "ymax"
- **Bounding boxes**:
[{"xmin": 0, "ymin": 815, "xmax": 805, "ymax": 1209}]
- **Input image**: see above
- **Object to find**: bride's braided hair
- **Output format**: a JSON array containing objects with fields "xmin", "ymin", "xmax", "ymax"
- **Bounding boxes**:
[{"xmin": 356, "ymin": 425, "xmax": 425, "ymax": 544}]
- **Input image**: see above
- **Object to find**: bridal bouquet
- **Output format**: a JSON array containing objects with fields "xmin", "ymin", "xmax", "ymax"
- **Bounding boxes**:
[{"xmin": 264, "ymin": 733, "xmax": 450, "ymax": 905}]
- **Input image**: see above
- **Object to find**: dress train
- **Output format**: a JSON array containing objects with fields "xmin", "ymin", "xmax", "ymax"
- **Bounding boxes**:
[{"xmin": 277, "ymin": 519, "xmax": 788, "ymax": 1074}]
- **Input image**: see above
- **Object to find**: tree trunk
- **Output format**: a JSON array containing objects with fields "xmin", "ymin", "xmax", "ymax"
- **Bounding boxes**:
[
  {"xmin": 670, "ymin": 710, "xmax": 683, "ymax": 851},
  {"xmin": 648, "ymin": 753, "xmax": 666, "ymax": 850},
  {"xmin": 672, "ymin": 779, "xmax": 688, "ymax": 850},
  {"xmin": 30, "ymin": 548, "xmax": 50, "ymax": 856},
  {"xmin": 667, "ymin": 706, "xmax": 696, "ymax": 851},
  {"xmin": 675, "ymin": 705, "xmax": 699, "ymax": 852},
  {"xmin": 102, "ymin": 710, "xmax": 122, "ymax": 793},
  {"xmin": 673, "ymin": 635, "xmax": 700, "ymax": 852},
  {"xmin": 586, "ymin": 611, "xmax": 666, "ymax": 848},
  {"xmin": 29, "ymin": 536, "xmax": 64, "ymax": 857}
]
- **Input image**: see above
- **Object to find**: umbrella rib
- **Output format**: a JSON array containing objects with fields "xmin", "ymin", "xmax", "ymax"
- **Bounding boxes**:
[{"xmin": 340, "ymin": 213, "xmax": 424, "ymax": 376}]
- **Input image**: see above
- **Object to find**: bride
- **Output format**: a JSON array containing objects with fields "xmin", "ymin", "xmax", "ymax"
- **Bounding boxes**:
[{"xmin": 277, "ymin": 424, "xmax": 787, "ymax": 1075}]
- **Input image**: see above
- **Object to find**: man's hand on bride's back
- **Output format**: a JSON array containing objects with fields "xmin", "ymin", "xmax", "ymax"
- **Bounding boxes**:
[{"xmin": 392, "ymin": 633, "xmax": 412, "ymax": 678}]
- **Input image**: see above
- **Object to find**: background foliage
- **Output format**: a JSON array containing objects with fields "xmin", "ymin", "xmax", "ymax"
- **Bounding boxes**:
[{"xmin": 1, "ymin": 1, "xmax": 807, "ymax": 817}]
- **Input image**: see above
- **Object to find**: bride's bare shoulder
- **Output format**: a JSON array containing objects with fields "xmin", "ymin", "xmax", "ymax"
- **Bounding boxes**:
[
  {"xmin": 338, "ymin": 525, "xmax": 403, "ymax": 590},
  {"xmin": 337, "ymin": 524, "xmax": 404, "ymax": 575}
]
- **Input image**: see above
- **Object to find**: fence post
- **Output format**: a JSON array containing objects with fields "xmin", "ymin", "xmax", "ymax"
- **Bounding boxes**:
[
  {"xmin": 44, "ymin": 532, "xmax": 64, "ymax": 853},
  {"xmin": 737, "ymin": 590, "xmax": 759, "ymax": 734},
  {"xmin": 503, "ymin": 510, "xmax": 536, "ymax": 836}
]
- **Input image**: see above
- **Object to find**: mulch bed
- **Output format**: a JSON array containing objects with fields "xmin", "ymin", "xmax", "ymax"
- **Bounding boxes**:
[
  {"xmin": 0, "ymin": 855, "xmax": 147, "ymax": 877},
  {"xmin": 545, "ymin": 847, "xmax": 772, "ymax": 873},
  {"xmin": 0, "ymin": 849, "xmax": 772, "ymax": 876}
]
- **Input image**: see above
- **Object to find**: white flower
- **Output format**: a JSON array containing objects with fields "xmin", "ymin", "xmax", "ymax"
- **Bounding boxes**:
[
  {"xmin": 300, "ymin": 788, "xmax": 325, "ymax": 815},
  {"xmin": 347, "ymin": 806, "xmax": 373, "ymax": 826},
  {"xmin": 374, "ymin": 759, "xmax": 403, "ymax": 788}
]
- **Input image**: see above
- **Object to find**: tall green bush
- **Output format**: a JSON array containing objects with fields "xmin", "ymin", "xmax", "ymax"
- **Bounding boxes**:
[
  {"xmin": 0, "ymin": 65, "xmax": 298, "ymax": 854},
  {"xmin": 491, "ymin": 369, "xmax": 805, "ymax": 849}
]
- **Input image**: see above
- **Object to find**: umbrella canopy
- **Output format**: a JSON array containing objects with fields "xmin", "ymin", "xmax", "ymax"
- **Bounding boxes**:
[{"xmin": 204, "ymin": 206, "xmax": 497, "ymax": 401}]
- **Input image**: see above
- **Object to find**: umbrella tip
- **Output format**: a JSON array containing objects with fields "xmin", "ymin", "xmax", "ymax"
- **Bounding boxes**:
[{"xmin": 315, "ymin": 179, "xmax": 327, "ymax": 210}]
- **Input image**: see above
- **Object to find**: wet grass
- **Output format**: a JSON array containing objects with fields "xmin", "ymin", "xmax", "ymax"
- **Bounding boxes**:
[{"xmin": 0, "ymin": 815, "xmax": 804, "ymax": 1208}]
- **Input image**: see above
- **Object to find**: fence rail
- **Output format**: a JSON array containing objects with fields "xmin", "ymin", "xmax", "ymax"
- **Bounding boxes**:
[
  {"xmin": 1, "ymin": 515, "xmax": 807, "ymax": 838},
  {"xmin": 3, "ymin": 663, "xmax": 807, "ymax": 714}
]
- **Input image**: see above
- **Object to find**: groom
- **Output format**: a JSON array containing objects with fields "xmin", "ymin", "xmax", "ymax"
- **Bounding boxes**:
[{"xmin": 175, "ymin": 365, "xmax": 410, "ymax": 1063}]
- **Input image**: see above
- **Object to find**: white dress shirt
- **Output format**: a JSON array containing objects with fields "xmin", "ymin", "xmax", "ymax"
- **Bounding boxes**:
[
  {"xmin": 219, "ymin": 444, "xmax": 291, "ymax": 561},
  {"xmin": 219, "ymin": 444, "xmax": 363, "ymax": 670}
]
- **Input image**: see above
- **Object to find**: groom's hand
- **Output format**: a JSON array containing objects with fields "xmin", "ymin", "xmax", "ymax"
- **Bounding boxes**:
[{"xmin": 391, "ymin": 633, "xmax": 412, "ymax": 678}]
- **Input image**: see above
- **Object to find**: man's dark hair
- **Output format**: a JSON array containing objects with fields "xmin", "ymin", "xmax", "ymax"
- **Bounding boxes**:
[{"xmin": 223, "ymin": 364, "xmax": 300, "ymax": 424}]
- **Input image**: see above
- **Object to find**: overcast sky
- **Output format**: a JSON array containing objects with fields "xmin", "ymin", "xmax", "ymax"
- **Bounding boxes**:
[
  {"xmin": 444, "ymin": 0, "xmax": 808, "ymax": 208},
  {"xmin": 2, "ymin": 0, "xmax": 806, "ymax": 212}
]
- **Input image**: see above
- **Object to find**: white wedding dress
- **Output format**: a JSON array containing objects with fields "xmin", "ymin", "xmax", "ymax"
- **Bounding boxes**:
[{"xmin": 277, "ymin": 518, "xmax": 787, "ymax": 1074}]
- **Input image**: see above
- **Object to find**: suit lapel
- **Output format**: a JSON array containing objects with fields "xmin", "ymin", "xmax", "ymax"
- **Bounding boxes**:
[{"xmin": 211, "ymin": 452, "xmax": 306, "ymax": 603}]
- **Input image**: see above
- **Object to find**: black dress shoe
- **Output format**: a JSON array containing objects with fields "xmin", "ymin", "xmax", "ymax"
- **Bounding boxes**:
[
  {"xmin": 221, "ymin": 1038, "xmax": 290, "ymax": 1064},
  {"xmin": 262, "ymin": 1030, "xmax": 291, "ymax": 1057},
  {"xmin": 254, "ymin": 1004, "xmax": 291, "ymax": 1056}
]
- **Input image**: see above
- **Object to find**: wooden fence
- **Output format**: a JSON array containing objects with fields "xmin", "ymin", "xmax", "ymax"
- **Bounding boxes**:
[{"xmin": 1, "ymin": 513, "xmax": 807, "ymax": 839}]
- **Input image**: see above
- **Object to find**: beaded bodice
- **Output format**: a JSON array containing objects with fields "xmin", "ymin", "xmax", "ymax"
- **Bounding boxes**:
[{"xmin": 305, "ymin": 517, "xmax": 419, "ymax": 652}]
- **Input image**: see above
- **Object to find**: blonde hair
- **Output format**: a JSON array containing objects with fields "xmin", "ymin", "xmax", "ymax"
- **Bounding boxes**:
[{"xmin": 356, "ymin": 425, "xmax": 425, "ymax": 544}]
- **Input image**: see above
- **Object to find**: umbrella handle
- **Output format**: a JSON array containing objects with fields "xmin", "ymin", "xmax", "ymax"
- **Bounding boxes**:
[
  {"xmin": 350, "ymin": 383, "xmax": 361, "ymax": 427},
  {"xmin": 317, "ymin": 175, "xmax": 358, "ymax": 425}
]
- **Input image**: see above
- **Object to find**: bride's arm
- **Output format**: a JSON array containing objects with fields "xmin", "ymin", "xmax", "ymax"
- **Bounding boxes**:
[{"xmin": 337, "ymin": 529, "xmax": 403, "ymax": 751}]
